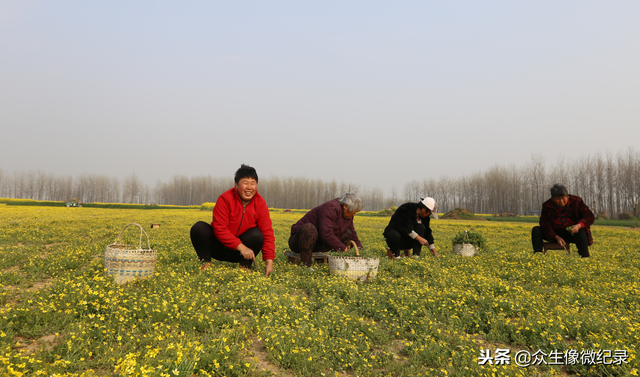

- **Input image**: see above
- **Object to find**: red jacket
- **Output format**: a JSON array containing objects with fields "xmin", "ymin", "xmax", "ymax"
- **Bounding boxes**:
[
  {"xmin": 539, "ymin": 195, "xmax": 594, "ymax": 246},
  {"xmin": 211, "ymin": 188, "xmax": 275, "ymax": 260}
]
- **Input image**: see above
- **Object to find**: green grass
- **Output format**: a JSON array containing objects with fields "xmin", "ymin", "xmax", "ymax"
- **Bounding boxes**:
[
  {"xmin": 593, "ymin": 218, "xmax": 640, "ymax": 227},
  {"xmin": 478, "ymin": 215, "xmax": 639, "ymax": 228},
  {"xmin": 0, "ymin": 198, "xmax": 68, "ymax": 207}
]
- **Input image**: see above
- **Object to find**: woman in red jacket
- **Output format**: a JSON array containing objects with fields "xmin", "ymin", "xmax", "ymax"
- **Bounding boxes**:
[
  {"xmin": 531, "ymin": 184, "xmax": 595, "ymax": 258},
  {"xmin": 190, "ymin": 165, "xmax": 275, "ymax": 275}
]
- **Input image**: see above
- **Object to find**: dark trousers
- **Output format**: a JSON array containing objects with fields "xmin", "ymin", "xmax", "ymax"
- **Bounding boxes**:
[
  {"xmin": 385, "ymin": 223, "xmax": 425, "ymax": 257},
  {"xmin": 190, "ymin": 221, "xmax": 263, "ymax": 267},
  {"xmin": 531, "ymin": 226, "xmax": 590, "ymax": 258},
  {"xmin": 288, "ymin": 223, "xmax": 352, "ymax": 266}
]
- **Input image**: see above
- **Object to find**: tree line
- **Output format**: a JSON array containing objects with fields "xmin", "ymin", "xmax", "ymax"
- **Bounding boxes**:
[
  {"xmin": 2, "ymin": 148, "xmax": 639, "ymax": 218},
  {"xmin": 400, "ymin": 150, "xmax": 640, "ymax": 218}
]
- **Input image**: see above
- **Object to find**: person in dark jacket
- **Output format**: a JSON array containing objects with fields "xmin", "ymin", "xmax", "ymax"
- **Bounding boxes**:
[
  {"xmin": 531, "ymin": 184, "xmax": 595, "ymax": 258},
  {"xmin": 383, "ymin": 197, "xmax": 439, "ymax": 259},
  {"xmin": 289, "ymin": 193, "xmax": 364, "ymax": 267}
]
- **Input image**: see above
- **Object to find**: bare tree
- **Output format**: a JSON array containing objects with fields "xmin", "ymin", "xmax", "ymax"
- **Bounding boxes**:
[
  {"xmin": 617, "ymin": 148, "xmax": 639, "ymax": 214},
  {"xmin": 526, "ymin": 154, "xmax": 546, "ymax": 212},
  {"xmin": 0, "ymin": 167, "xmax": 6, "ymax": 198},
  {"xmin": 385, "ymin": 186, "xmax": 398, "ymax": 209},
  {"xmin": 325, "ymin": 180, "xmax": 338, "ymax": 203},
  {"xmin": 4, "ymin": 148, "xmax": 640, "ymax": 214},
  {"xmin": 369, "ymin": 187, "xmax": 384, "ymax": 211},
  {"xmin": 122, "ymin": 172, "xmax": 142, "ymax": 204}
]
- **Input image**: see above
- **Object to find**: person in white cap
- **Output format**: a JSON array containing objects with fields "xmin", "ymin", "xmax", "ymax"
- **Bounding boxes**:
[{"xmin": 383, "ymin": 197, "xmax": 439, "ymax": 259}]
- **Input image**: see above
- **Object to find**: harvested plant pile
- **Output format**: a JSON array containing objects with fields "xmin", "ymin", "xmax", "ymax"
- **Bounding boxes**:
[{"xmin": 441, "ymin": 207, "xmax": 486, "ymax": 221}]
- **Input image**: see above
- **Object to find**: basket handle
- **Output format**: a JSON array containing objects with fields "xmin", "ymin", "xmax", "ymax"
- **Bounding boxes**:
[
  {"xmin": 345, "ymin": 240, "xmax": 360, "ymax": 257},
  {"xmin": 115, "ymin": 223, "xmax": 151, "ymax": 250}
]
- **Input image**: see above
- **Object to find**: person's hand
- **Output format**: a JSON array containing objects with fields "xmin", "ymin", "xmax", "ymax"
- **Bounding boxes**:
[
  {"xmin": 264, "ymin": 259, "xmax": 273, "ymax": 277},
  {"xmin": 555, "ymin": 236, "xmax": 566, "ymax": 248},
  {"xmin": 417, "ymin": 236, "xmax": 429, "ymax": 246},
  {"xmin": 570, "ymin": 224, "xmax": 582, "ymax": 234},
  {"xmin": 237, "ymin": 244, "xmax": 254, "ymax": 260},
  {"xmin": 431, "ymin": 247, "xmax": 439, "ymax": 257}
]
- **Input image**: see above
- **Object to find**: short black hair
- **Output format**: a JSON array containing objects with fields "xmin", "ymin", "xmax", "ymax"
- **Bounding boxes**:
[
  {"xmin": 550, "ymin": 184, "xmax": 568, "ymax": 198},
  {"xmin": 417, "ymin": 201, "xmax": 427, "ymax": 210},
  {"xmin": 234, "ymin": 164, "xmax": 258, "ymax": 184}
]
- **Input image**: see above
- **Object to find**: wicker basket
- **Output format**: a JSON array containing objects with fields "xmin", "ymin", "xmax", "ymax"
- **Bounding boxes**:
[
  {"xmin": 328, "ymin": 241, "xmax": 379, "ymax": 282},
  {"xmin": 104, "ymin": 223, "xmax": 157, "ymax": 284}
]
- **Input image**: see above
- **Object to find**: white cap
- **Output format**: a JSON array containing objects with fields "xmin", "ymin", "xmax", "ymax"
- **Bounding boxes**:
[{"xmin": 420, "ymin": 197, "xmax": 438, "ymax": 219}]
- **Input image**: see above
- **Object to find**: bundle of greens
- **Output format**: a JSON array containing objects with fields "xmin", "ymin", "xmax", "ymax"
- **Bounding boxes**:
[{"xmin": 451, "ymin": 229, "xmax": 486, "ymax": 250}]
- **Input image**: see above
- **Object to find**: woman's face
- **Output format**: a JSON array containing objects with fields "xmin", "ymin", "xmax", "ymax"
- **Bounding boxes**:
[
  {"xmin": 342, "ymin": 204, "xmax": 359, "ymax": 220},
  {"xmin": 235, "ymin": 178, "xmax": 257, "ymax": 201},
  {"xmin": 552, "ymin": 195, "xmax": 569, "ymax": 208}
]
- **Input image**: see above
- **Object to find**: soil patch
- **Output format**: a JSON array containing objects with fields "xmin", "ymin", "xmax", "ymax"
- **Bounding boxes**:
[
  {"xmin": 16, "ymin": 334, "xmax": 59, "ymax": 354},
  {"xmin": 29, "ymin": 279, "xmax": 53, "ymax": 291},
  {"xmin": 3, "ymin": 278, "xmax": 54, "ymax": 292},
  {"xmin": 44, "ymin": 242, "xmax": 64, "ymax": 249},
  {"xmin": 248, "ymin": 334, "xmax": 294, "ymax": 376},
  {"xmin": 441, "ymin": 208, "xmax": 486, "ymax": 221},
  {"xmin": 2, "ymin": 266, "xmax": 21, "ymax": 274}
]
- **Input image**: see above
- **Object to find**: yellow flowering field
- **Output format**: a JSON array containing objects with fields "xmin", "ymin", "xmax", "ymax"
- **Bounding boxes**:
[{"xmin": 0, "ymin": 206, "xmax": 638, "ymax": 376}]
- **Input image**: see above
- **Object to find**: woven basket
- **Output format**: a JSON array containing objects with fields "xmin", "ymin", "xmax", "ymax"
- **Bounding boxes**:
[
  {"xmin": 328, "ymin": 241, "xmax": 379, "ymax": 282},
  {"xmin": 105, "ymin": 223, "xmax": 157, "ymax": 284}
]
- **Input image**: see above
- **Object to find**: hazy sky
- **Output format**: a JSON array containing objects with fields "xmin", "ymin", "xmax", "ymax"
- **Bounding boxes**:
[{"xmin": 2, "ymin": 1, "xmax": 639, "ymax": 193}]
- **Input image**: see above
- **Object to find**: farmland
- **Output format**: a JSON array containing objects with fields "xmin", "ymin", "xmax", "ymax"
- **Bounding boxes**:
[{"xmin": 0, "ymin": 205, "xmax": 638, "ymax": 376}]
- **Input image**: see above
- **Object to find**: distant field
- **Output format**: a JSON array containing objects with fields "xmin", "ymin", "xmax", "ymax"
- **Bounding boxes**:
[
  {"xmin": 0, "ymin": 198, "xmax": 199, "ymax": 210},
  {"xmin": 0, "ymin": 206, "xmax": 638, "ymax": 376}
]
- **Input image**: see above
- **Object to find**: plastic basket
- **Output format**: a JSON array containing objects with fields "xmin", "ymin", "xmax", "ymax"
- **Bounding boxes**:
[
  {"xmin": 104, "ymin": 223, "xmax": 157, "ymax": 284},
  {"xmin": 452, "ymin": 230, "xmax": 477, "ymax": 257},
  {"xmin": 328, "ymin": 241, "xmax": 379, "ymax": 282},
  {"xmin": 452, "ymin": 243, "xmax": 476, "ymax": 257}
]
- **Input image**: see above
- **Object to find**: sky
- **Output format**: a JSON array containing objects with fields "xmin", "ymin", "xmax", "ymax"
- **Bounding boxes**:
[{"xmin": 1, "ymin": 1, "xmax": 639, "ymax": 194}]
